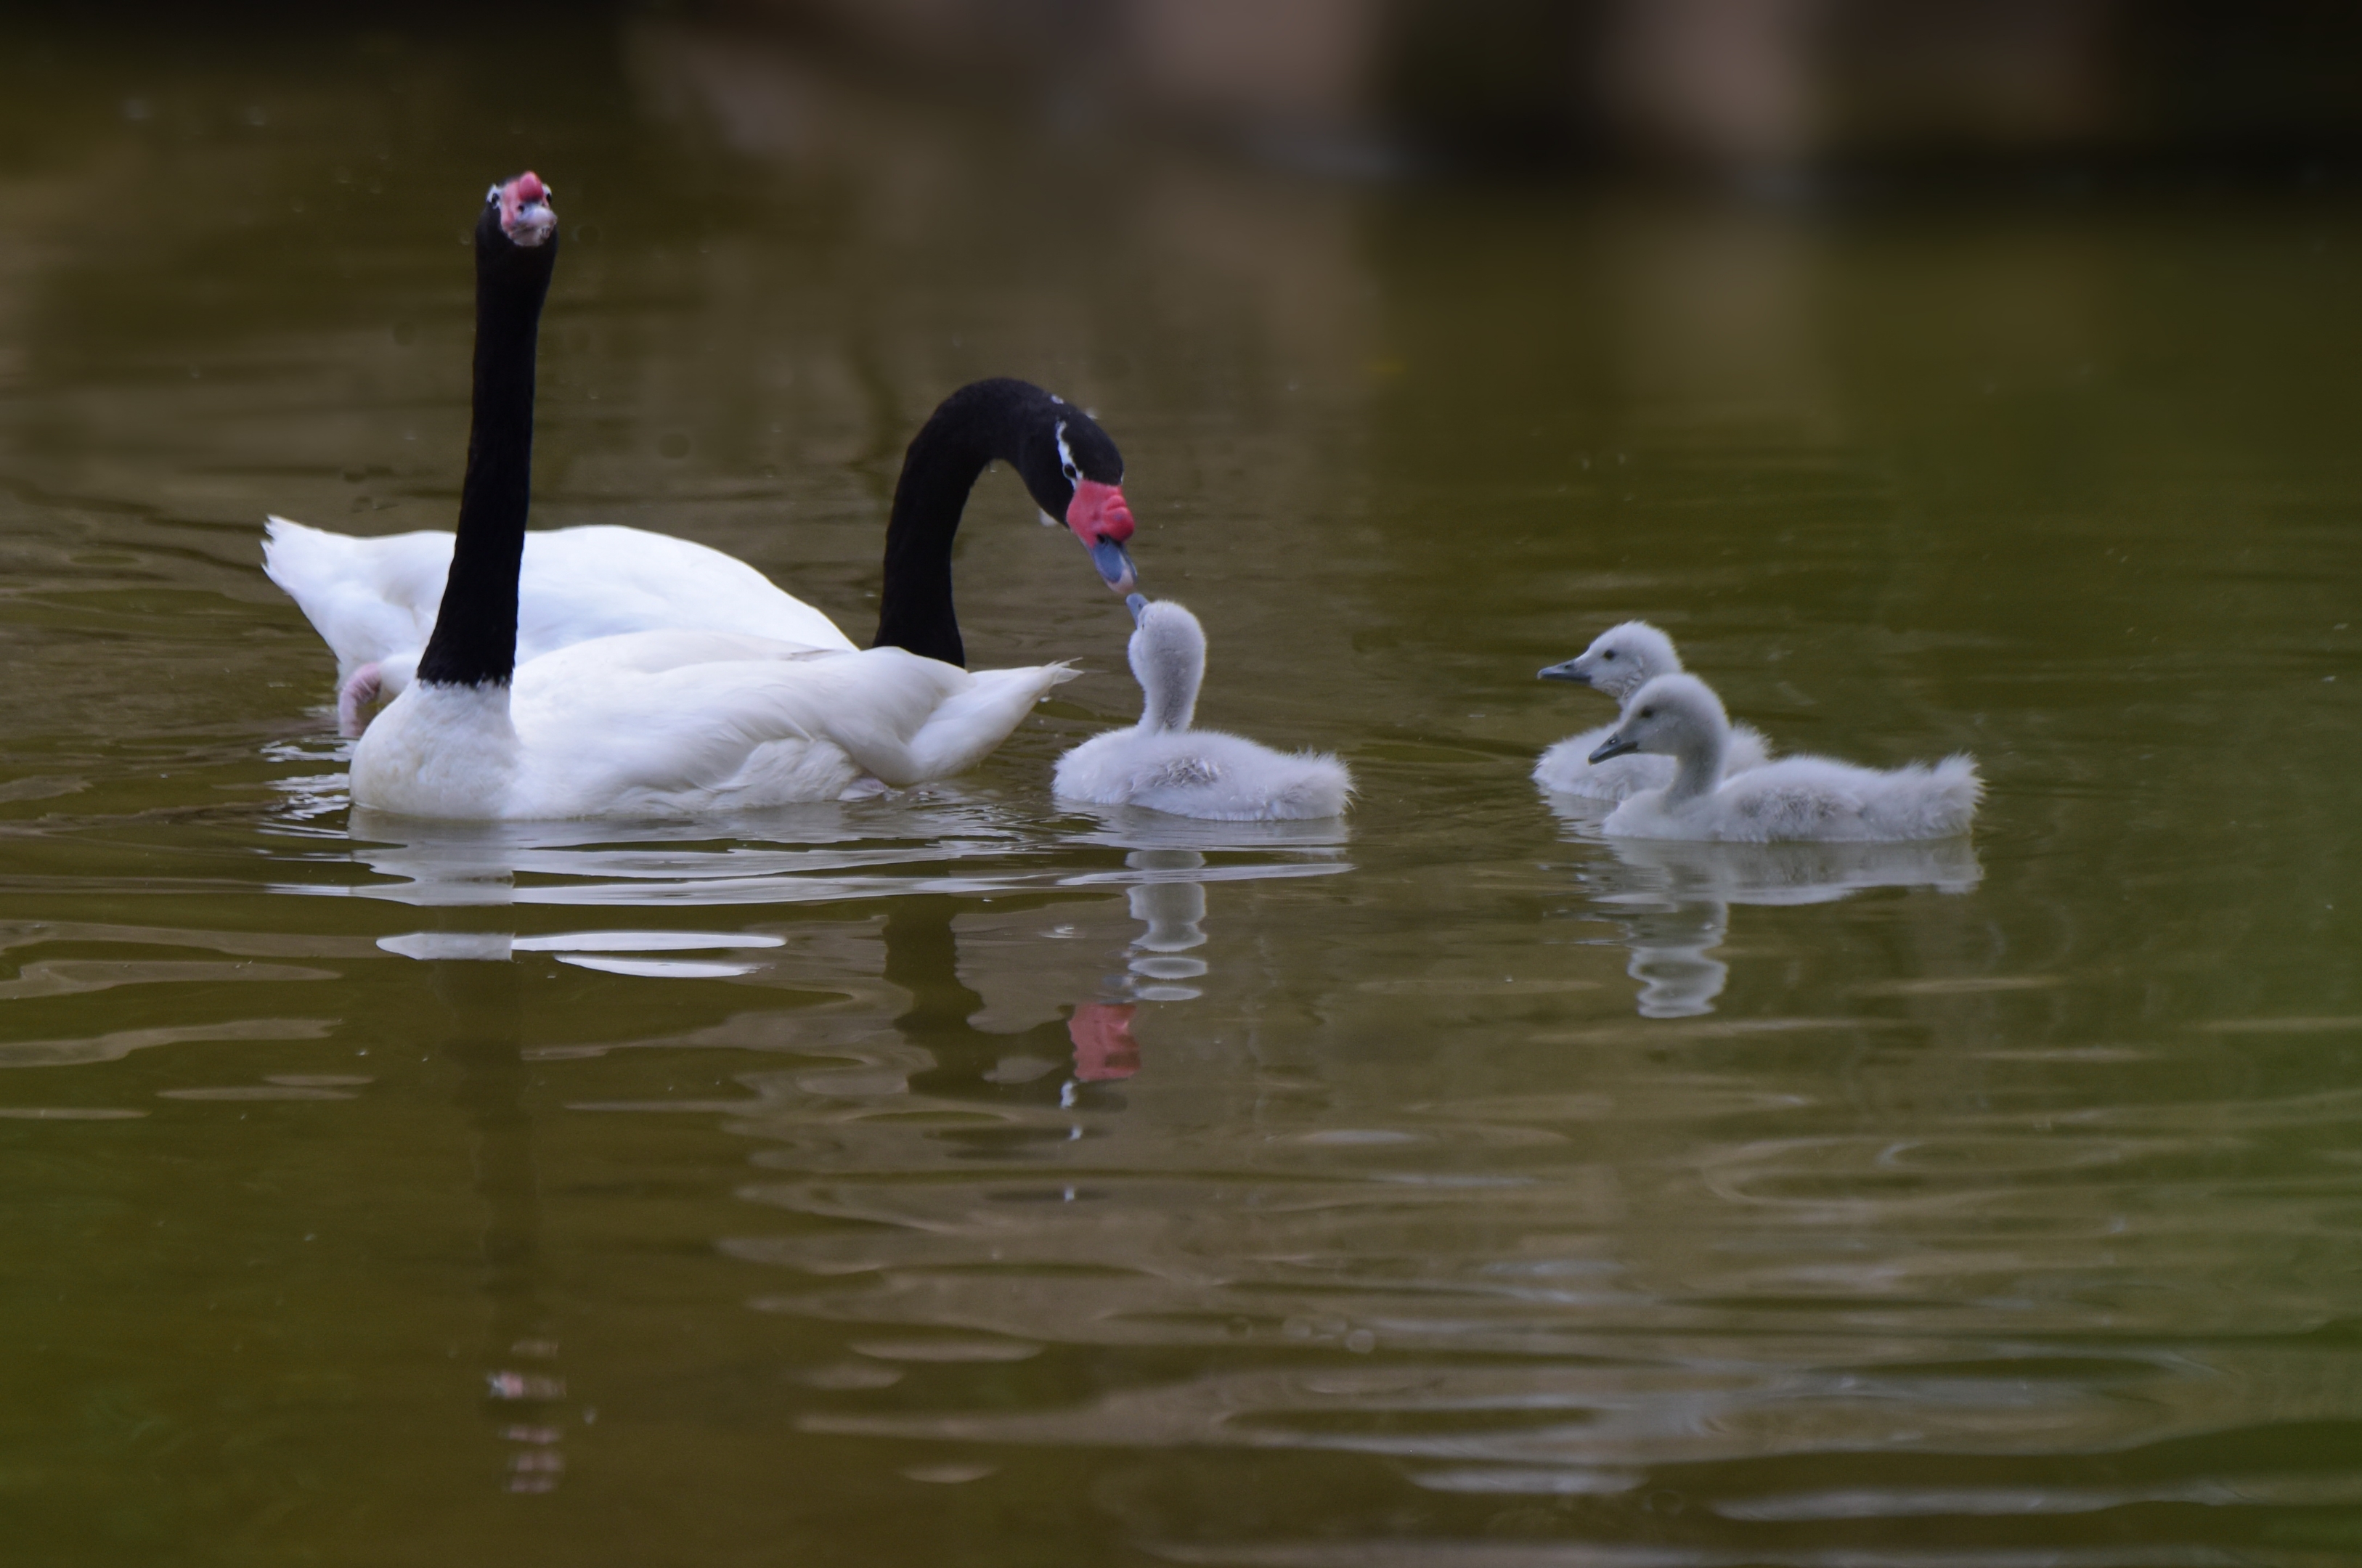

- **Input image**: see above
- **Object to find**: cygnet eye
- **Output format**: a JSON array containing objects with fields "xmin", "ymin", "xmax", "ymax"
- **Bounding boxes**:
[
  {"xmin": 1638, "ymin": 706, "xmax": 1654, "ymax": 718},
  {"xmin": 1602, "ymin": 650, "xmax": 1616, "ymax": 660}
]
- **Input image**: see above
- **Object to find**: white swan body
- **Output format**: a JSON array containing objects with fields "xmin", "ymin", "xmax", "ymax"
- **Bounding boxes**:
[
  {"xmin": 1593, "ymin": 674, "xmax": 1979, "ymax": 843},
  {"xmin": 353, "ymin": 632, "xmax": 1072, "ymax": 819},
  {"xmin": 264, "ymin": 517, "xmax": 855, "ymax": 729},
  {"xmin": 1054, "ymin": 599, "xmax": 1351, "ymax": 822},
  {"xmin": 330, "ymin": 178, "xmax": 1089, "ymax": 822},
  {"xmin": 1534, "ymin": 621, "xmax": 1770, "ymax": 800}
]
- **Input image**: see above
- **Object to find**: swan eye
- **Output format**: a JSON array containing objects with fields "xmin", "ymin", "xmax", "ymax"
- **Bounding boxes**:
[
  {"xmin": 1603, "ymin": 650, "xmax": 1616, "ymax": 660},
  {"xmin": 1638, "ymin": 706, "xmax": 1654, "ymax": 718}
]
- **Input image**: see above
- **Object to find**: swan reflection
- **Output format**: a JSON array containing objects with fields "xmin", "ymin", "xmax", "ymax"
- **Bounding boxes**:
[{"xmin": 1584, "ymin": 833, "xmax": 1983, "ymax": 1018}]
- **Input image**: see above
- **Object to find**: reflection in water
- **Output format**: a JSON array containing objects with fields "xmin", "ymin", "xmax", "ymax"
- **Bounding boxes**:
[
  {"xmin": 427, "ymin": 960, "xmax": 577, "ymax": 1495},
  {"xmin": 328, "ymin": 801, "xmax": 1045, "ymax": 909},
  {"xmin": 7, "ymin": 8, "xmax": 2362, "ymax": 1561},
  {"xmin": 1064, "ymin": 808, "xmax": 1353, "ymax": 1012},
  {"xmin": 1124, "ymin": 854, "xmax": 1208, "ymax": 1001},
  {"xmin": 1067, "ymin": 1004, "xmax": 1140, "ymax": 1082},
  {"xmin": 1565, "ymin": 802, "xmax": 1983, "ymax": 1016},
  {"xmin": 306, "ymin": 801, "xmax": 1354, "ymax": 915}
]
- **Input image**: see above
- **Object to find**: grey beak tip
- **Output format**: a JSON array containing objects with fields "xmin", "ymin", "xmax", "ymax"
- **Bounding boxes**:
[
  {"xmin": 1538, "ymin": 663, "xmax": 1589, "ymax": 685},
  {"xmin": 1091, "ymin": 539, "xmax": 1138, "ymax": 593},
  {"xmin": 1125, "ymin": 593, "xmax": 1148, "ymax": 624}
]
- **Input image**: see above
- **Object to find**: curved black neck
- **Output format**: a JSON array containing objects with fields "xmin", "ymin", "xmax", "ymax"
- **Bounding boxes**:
[
  {"xmin": 871, "ymin": 378, "xmax": 1065, "ymax": 669},
  {"xmin": 415, "ymin": 229, "xmax": 555, "ymax": 689}
]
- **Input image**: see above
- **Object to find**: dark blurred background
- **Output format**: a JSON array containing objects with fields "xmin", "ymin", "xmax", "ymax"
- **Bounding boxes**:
[{"xmin": 724, "ymin": 0, "xmax": 2362, "ymax": 181}]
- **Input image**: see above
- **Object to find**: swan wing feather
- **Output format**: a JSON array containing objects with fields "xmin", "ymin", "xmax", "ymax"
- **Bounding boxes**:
[
  {"xmin": 264, "ymin": 518, "xmax": 856, "ymax": 681},
  {"xmin": 264, "ymin": 517, "xmax": 452, "ymax": 677},
  {"xmin": 508, "ymin": 640, "xmax": 1071, "ymax": 812}
]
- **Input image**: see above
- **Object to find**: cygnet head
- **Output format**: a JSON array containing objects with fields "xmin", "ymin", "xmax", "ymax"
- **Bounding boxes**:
[
  {"xmin": 1126, "ymin": 594, "xmax": 1204, "ymax": 733},
  {"xmin": 1588, "ymin": 673, "xmax": 1727, "ymax": 764},
  {"xmin": 1538, "ymin": 621, "xmax": 1683, "ymax": 701}
]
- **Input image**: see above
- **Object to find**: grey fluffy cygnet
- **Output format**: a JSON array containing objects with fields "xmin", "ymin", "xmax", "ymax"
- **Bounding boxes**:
[
  {"xmin": 1533, "ymin": 621, "xmax": 1770, "ymax": 800},
  {"xmin": 1054, "ymin": 597, "xmax": 1352, "ymax": 822},
  {"xmin": 1589, "ymin": 674, "xmax": 1980, "ymax": 842}
]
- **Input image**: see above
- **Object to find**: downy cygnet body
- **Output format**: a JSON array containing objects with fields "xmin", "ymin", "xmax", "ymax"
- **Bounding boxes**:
[
  {"xmin": 1590, "ymin": 674, "xmax": 1980, "ymax": 842},
  {"xmin": 1534, "ymin": 621, "xmax": 1769, "ymax": 800},
  {"xmin": 1054, "ymin": 598, "xmax": 1351, "ymax": 821}
]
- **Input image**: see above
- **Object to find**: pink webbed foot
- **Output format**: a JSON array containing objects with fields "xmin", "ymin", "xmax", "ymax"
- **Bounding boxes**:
[{"xmin": 337, "ymin": 663, "xmax": 384, "ymax": 737}]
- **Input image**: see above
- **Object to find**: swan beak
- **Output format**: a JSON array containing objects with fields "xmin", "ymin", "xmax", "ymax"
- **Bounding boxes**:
[
  {"xmin": 1588, "ymin": 732, "xmax": 1640, "ymax": 764},
  {"xmin": 1538, "ymin": 658, "xmax": 1589, "ymax": 684},
  {"xmin": 1089, "ymin": 538, "xmax": 1137, "ymax": 594},
  {"xmin": 1125, "ymin": 592, "xmax": 1149, "ymax": 624},
  {"xmin": 1068, "ymin": 478, "xmax": 1138, "ymax": 594},
  {"xmin": 496, "ymin": 172, "xmax": 558, "ymax": 248}
]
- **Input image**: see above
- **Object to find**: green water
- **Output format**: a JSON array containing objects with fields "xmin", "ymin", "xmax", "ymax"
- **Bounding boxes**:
[{"xmin": 4, "ymin": 14, "xmax": 2361, "ymax": 1566}]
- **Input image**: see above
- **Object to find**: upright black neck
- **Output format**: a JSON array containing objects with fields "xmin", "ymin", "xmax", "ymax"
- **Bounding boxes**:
[
  {"xmin": 415, "ymin": 223, "xmax": 556, "ymax": 688},
  {"xmin": 871, "ymin": 378, "xmax": 1067, "ymax": 669}
]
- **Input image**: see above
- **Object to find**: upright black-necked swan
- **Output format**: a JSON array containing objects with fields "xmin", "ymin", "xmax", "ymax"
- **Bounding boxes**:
[
  {"xmin": 267, "ymin": 368, "xmax": 1138, "ymax": 730},
  {"xmin": 1588, "ymin": 674, "xmax": 1980, "ymax": 842},
  {"xmin": 1054, "ymin": 597, "xmax": 1351, "ymax": 821},
  {"xmin": 344, "ymin": 175, "xmax": 1078, "ymax": 820},
  {"xmin": 1533, "ymin": 621, "xmax": 1770, "ymax": 799}
]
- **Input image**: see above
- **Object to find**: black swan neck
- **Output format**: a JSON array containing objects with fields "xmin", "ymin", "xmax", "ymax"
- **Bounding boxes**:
[
  {"xmin": 871, "ymin": 378, "xmax": 1063, "ymax": 669},
  {"xmin": 415, "ymin": 226, "xmax": 555, "ymax": 689}
]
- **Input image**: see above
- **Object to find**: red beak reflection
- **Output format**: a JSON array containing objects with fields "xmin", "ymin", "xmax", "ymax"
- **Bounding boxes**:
[{"xmin": 1069, "ymin": 1003, "xmax": 1141, "ymax": 1082}]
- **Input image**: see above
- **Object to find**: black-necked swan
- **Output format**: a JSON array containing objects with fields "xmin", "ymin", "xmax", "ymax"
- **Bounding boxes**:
[
  {"xmin": 268, "ymin": 370, "xmax": 1139, "ymax": 730},
  {"xmin": 346, "ymin": 175, "xmax": 1075, "ymax": 820},
  {"xmin": 1053, "ymin": 597, "xmax": 1351, "ymax": 821},
  {"xmin": 1533, "ymin": 621, "xmax": 1770, "ymax": 799},
  {"xmin": 1588, "ymin": 674, "xmax": 1981, "ymax": 842}
]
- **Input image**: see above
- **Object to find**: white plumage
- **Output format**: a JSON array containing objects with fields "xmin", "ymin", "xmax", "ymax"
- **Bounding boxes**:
[
  {"xmin": 352, "ymin": 631, "xmax": 1072, "ymax": 819},
  {"xmin": 1594, "ymin": 673, "xmax": 1981, "ymax": 843},
  {"xmin": 1533, "ymin": 621, "xmax": 1770, "ymax": 800},
  {"xmin": 325, "ymin": 174, "xmax": 1082, "ymax": 822},
  {"xmin": 264, "ymin": 518, "xmax": 853, "ymax": 732},
  {"xmin": 1054, "ymin": 599, "xmax": 1351, "ymax": 822}
]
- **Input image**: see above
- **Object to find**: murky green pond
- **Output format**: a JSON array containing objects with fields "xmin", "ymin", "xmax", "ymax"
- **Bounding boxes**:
[{"xmin": 4, "ymin": 13, "xmax": 2361, "ymax": 1565}]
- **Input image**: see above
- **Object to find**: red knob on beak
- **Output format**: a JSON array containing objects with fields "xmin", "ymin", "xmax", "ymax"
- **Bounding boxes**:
[{"xmin": 1066, "ymin": 478, "xmax": 1138, "ymax": 594}]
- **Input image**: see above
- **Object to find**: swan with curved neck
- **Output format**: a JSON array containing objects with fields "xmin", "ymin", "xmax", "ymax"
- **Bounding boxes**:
[
  {"xmin": 1531, "ymin": 620, "xmax": 1769, "ymax": 800},
  {"xmin": 268, "ymin": 366, "xmax": 1136, "ymax": 724},
  {"xmin": 1053, "ymin": 597, "xmax": 1351, "ymax": 822},
  {"xmin": 1587, "ymin": 673, "xmax": 1980, "ymax": 842},
  {"xmin": 346, "ymin": 175, "xmax": 1077, "ymax": 820}
]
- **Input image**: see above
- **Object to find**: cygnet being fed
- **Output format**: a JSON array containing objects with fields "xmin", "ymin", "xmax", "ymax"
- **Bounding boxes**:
[
  {"xmin": 1590, "ymin": 674, "xmax": 1980, "ymax": 842},
  {"xmin": 1054, "ymin": 597, "xmax": 1352, "ymax": 821},
  {"xmin": 1533, "ymin": 621, "xmax": 1770, "ymax": 800}
]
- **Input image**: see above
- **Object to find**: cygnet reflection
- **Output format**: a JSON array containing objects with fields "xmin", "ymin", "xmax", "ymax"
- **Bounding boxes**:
[
  {"xmin": 1123, "ymin": 850, "xmax": 1210, "ymax": 1001},
  {"xmin": 1059, "ymin": 807, "xmax": 1353, "ymax": 1010},
  {"xmin": 1581, "ymin": 828, "xmax": 1984, "ymax": 1018}
]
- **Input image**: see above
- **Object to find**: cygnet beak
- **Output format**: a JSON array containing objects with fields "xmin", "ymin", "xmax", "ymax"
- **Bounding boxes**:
[
  {"xmin": 1587, "ymin": 732, "xmax": 1640, "ymax": 764},
  {"xmin": 1537, "ymin": 658, "xmax": 1589, "ymax": 684},
  {"xmin": 1125, "ymin": 593, "xmax": 1149, "ymax": 624}
]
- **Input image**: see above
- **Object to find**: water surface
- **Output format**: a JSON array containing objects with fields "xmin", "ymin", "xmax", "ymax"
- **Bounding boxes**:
[{"xmin": 4, "ymin": 14, "xmax": 2361, "ymax": 1566}]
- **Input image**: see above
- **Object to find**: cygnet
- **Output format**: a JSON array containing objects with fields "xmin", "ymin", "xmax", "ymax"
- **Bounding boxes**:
[
  {"xmin": 1054, "ymin": 597, "xmax": 1352, "ymax": 821},
  {"xmin": 1590, "ymin": 673, "xmax": 1980, "ymax": 842},
  {"xmin": 1533, "ymin": 621, "xmax": 1770, "ymax": 800}
]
